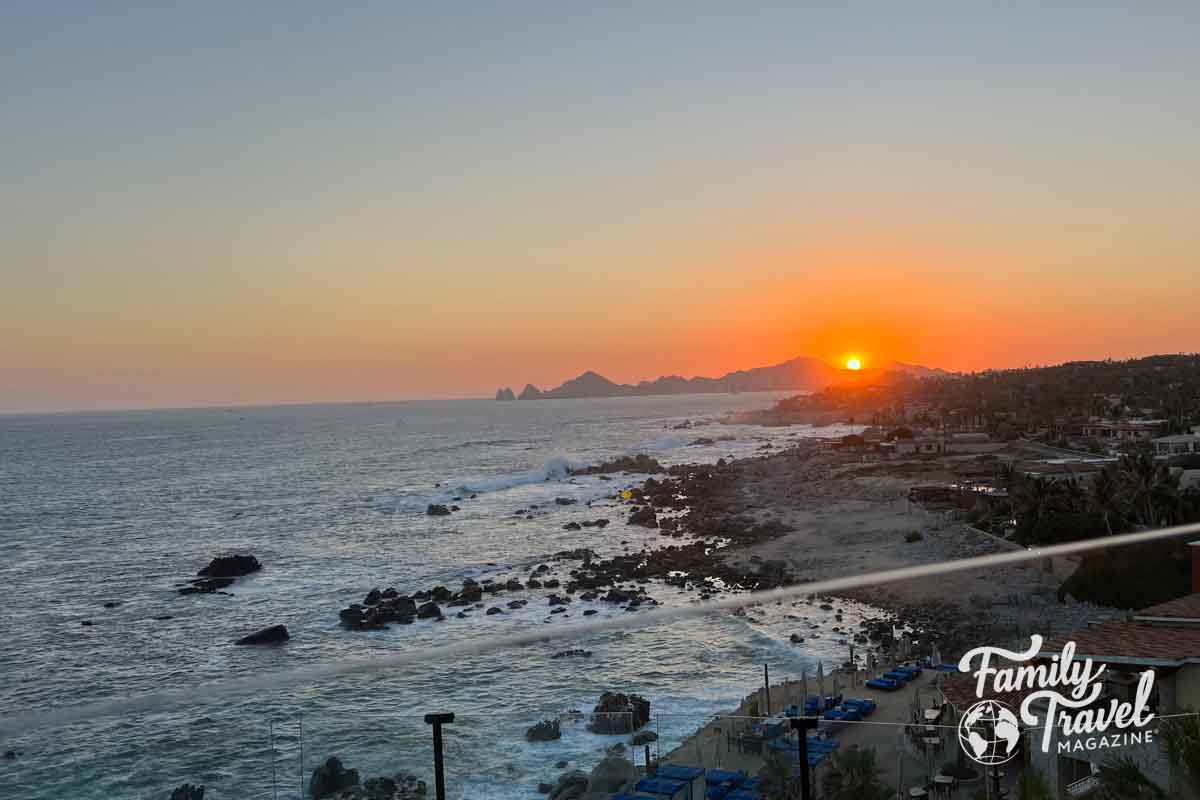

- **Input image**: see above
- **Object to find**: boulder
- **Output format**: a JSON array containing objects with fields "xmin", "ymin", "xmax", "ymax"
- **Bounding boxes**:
[
  {"xmin": 426, "ymin": 504, "xmax": 452, "ymax": 516},
  {"xmin": 537, "ymin": 784, "xmax": 554, "ymax": 794},
  {"xmin": 310, "ymin": 756, "xmax": 359, "ymax": 799},
  {"xmin": 555, "ymin": 497, "xmax": 577, "ymax": 506},
  {"xmin": 588, "ymin": 692, "xmax": 651, "ymax": 734},
  {"xmin": 197, "ymin": 554, "xmax": 262, "ymax": 578},
  {"xmin": 525, "ymin": 718, "xmax": 562, "ymax": 742},
  {"xmin": 550, "ymin": 649, "xmax": 592, "ymax": 659},
  {"xmin": 417, "ymin": 602, "xmax": 441, "ymax": 619},
  {"xmin": 235, "ymin": 624, "xmax": 289, "ymax": 645},
  {"xmin": 562, "ymin": 522, "xmax": 582, "ymax": 531},
  {"xmin": 587, "ymin": 756, "xmax": 638, "ymax": 794},
  {"xmin": 549, "ymin": 771, "xmax": 589, "ymax": 800},
  {"xmin": 486, "ymin": 606, "xmax": 503, "ymax": 616},
  {"xmin": 631, "ymin": 731, "xmax": 658, "ymax": 746},
  {"xmin": 362, "ymin": 776, "xmax": 397, "ymax": 800},
  {"xmin": 170, "ymin": 785, "xmax": 205, "ymax": 800}
]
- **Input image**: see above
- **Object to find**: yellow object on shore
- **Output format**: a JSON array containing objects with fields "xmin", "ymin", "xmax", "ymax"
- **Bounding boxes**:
[{"xmin": 620, "ymin": 489, "xmax": 634, "ymax": 500}]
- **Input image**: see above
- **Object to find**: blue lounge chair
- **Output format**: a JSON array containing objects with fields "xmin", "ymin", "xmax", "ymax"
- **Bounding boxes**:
[
  {"xmin": 865, "ymin": 677, "xmax": 900, "ymax": 691},
  {"xmin": 704, "ymin": 770, "xmax": 746, "ymax": 788},
  {"xmin": 635, "ymin": 778, "xmax": 688, "ymax": 800},
  {"xmin": 883, "ymin": 670, "xmax": 912, "ymax": 682},
  {"xmin": 894, "ymin": 665, "xmax": 921, "ymax": 678},
  {"xmin": 726, "ymin": 790, "xmax": 760, "ymax": 800},
  {"xmin": 658, "ymin": 765, "xmax": 706, "ymax": 784},
  {"xmin": 843, "ymin": 698, "xmax": 877, "ymax": 715}
]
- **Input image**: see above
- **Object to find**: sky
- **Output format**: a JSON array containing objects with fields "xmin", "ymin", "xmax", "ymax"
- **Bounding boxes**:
[{"xmin": 3, "ymin": 3, "xmax": 1199, "ymax": 412}]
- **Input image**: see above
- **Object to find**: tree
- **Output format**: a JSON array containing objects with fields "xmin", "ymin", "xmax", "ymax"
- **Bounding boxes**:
[
  {"xmin": 1160, "ymin": 710, "xmax": 1200, "ymax": 793},
  {"xmin": 759, "ymin": 750, "xmax": 799, "ymax": 800},
  {"xmin": 1017, "ymin": 768, "xmax": 1052, "ymax": 800},
  {"xmin": 822, "ymin": 748, "xmax": 892, "ymax": 800},
  {"xmin": 1088, "ymin": 465, "xmax": 1124, "ymax": 535},
  {"xmin": 1096, "ymin": 756, "xmax": 1166, "ymax": 799}
]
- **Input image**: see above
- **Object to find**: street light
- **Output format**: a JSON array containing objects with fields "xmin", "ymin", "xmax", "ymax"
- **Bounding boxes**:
[{"xmin": 424, "ymin": 713, "xmax": 455, "ymax": 800}]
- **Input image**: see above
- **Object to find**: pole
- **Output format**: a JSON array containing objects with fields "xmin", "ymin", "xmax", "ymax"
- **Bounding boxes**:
[
  {"xmin": 763, "ymin": 664, "xmax": 771, "ymax": 717},
  {"xmin": 790, "ymin": 716, "xmax": 817, "ymax": 800},
  {"xmin": 424, "ymin": 713, "xmax": 455, "ymax": 800}
]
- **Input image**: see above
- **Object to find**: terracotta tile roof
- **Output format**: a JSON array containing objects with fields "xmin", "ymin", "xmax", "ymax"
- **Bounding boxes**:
[
  {"xmin": 1136, "ymin": 593, "xmax": 1200, "ymax": 620},
  {"xmin": 940, "ymin": 670, "xmax": 1039, "ymax": 715},
  {"xmin": 1041, "ymin": 610, "xmax": 1200, "ymax": 666}
]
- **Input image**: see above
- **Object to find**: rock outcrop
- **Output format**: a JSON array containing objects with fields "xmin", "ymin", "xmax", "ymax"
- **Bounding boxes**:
[
  {"xmin": 235, "ymin": 624, "xmax": 289, "ymax": 645},
  {"xmin": 518, "ymin": 384, "xmax": 544, "ymax": 400},
  {"xmin": 310, "ymin": 756, "xmax": 360, "ymax": 799},
  {"xmin": 525, "ymin": 719, "xmax": 562, "ymax": 742},
  {"xmin": 198, "ymin": 555, "xmax": 262, "ymax": 578},
  {"xmin": 495, "ymin": 387, "xmax": 516, "ymax": 401},
  {"xmin": 170, "ymin": 784, "xmax": 205, "ymax": 800},
  {"xmin": 587, "ymin": 692, "xmax": 651, "ymax": 734}
]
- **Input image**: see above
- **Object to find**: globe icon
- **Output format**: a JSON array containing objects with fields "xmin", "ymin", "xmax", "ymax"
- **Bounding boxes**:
[{"xmin": 957, "ymin": 700, "xmax": 1021, "ymax": 765}]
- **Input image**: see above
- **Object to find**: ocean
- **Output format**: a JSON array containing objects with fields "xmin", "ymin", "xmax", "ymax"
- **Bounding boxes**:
[{"xmin": 0, "ymin": 394, "xmax": 872, "ymax": 799}]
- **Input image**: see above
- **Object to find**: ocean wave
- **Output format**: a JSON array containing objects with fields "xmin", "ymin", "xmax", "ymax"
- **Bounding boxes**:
[{"xmin": 374, "ymin": 454, "xmax": 584, "ymax": 512}]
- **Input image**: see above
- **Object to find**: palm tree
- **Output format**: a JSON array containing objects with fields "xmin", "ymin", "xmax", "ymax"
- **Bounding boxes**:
[
  {"xmin": 1121, "ymin": 453, "xmax": 1182, "ymax": 526},
  {"xmin": 1017, "ymin": 768, "xmax": 1053, "ymax": 800},
  {"xmin": 1160, "ymin": 710, "xmax": 1200, "ymax": 793},
  {"xmin": 1088, "ymin": 465, "xmax": 1123, "ymax": 535},
  {"xmin": 1096, "ymin": 756, "xmax": 1166, "ymax": 799},
  {"xmin": 822, "ymin": 747, "xmax": 892, "ymax": 800}
]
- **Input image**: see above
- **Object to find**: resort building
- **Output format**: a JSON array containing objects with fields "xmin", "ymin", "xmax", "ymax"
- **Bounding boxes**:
[
  {"xmin": 1153, "ymin": 428, "xmax": 1200, "ymax": 459},
  {"xmin": 1019, "ymin": 461, "xmax": 1106, "ymax": 486},
  {"xmin": 1080, "ymin": 418, "xmax": 1168, "ymax": 443}
]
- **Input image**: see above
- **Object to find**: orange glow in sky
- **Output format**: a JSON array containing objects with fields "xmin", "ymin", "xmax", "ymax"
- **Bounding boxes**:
[{"xmin": 846, "ymin": 358, "xmax": 863, "ymax": 371}]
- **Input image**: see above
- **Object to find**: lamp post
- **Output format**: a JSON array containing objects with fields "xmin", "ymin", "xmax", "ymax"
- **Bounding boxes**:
[
  {"xmin": 790, "ymin": 715, "xmax": 819, "ymax": 800},
  {"xmin": 424, "ymin": 713, "xmax": 455, "ymax": 800}
]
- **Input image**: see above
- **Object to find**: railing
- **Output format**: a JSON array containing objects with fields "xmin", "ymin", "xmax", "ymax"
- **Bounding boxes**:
[{"xmin": 1065, "ymin": 772, "xmax": 1100, "ymax": 797}]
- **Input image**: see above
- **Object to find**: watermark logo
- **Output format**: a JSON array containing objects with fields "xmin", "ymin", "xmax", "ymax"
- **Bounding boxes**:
[
  {"xmin": 956, "ymin": 635, "xmax": 1155, "ymax": 763},
  {"xmin": 957, "ymin": 699, "xmax": 1021, "ymax": 765}
]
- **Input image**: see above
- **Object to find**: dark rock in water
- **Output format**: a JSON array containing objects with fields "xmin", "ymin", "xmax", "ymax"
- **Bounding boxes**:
[
  {"xmin": 486, "ymin": 606, "xmax": 503, "ymax": 616},
  {"xmin": 507, "ymin": 599, "xmax": 527, "ymax": 609},
  {"xmin": 455, "ymin": 611, "xmax": 468, "ymax": 619},
  {"xmin": 382, "ymin": 587, "xmax": 398, "ymax": 599},
  {"xmin": 518, "ymin": 384, "xmax": 543, "ymax": 400},
  {"xmin": 361, "ymin": 776, "xmax": 397, "ymax": 799},
  {"xmin": 495, "ymin": 387, "xmax": 516, "ymax": 401},
  {"xmin": 627, "ymin": 508, "xmax": 657, "ymax": 528},
  {"xmin": 310, "ymin": 756, "xmax": 360, "ymax": 799},
  {"xmin": 2, "ymin": 750, "xmax": 17, "ymax": 760},
  {"xmin": 417, "ymin": 602, "xmax": 441, "ymax": 619},
  {"xmin": 505, "ymin": 579, "xmax": 524, "ymax": 591},
  {"xmin": 588, "ymin": 691, "xmax": 651, "ymax": 734},
  {"xmin": 537, "ymin": 784, "xmax": 554, "ymax": 794},
  {"xmin": 198, "ymin": 554, "xmax": 262, "ymax": 578},
  {"xmin": 543, "ymin": 579, "xmax": 561, "ymax": 589},
  {"xmin": 154, "ymin": 615, "xmax": 174, "ymax": 621},
  {"xmin": 80, "ymin": 620, "xmax": 93, "ymax": 626},
  {"xmin": 583, "ymin": 609, "xmax": 598, "ymax": 616},
  {"xmin": 550, "ymin": 649, "xmax": 592, "ymax": 659},
  {"xmin": 526, "ymin": 579, "xmax": 542, "ymax": 589},
  {"xmin": 431, "ymin": 586, "xmax": 453, "ymax": 602},
  {"xmin": 170, "ymin": 784, "xmax": 205, "ymax": 800},
  {"xmin": 555, "ymin": 497, "xmax": 577, "ymax": 506},
  {"xmin": 363, "ymin": 588, "xmax": 382, "ymax": 606},
  {"xmin": 535, "ymin": 564, "xmax": 550, "ymax": 573},
  {"xmin": 235, "ymin": 624, "xmax": 289, "ymax": 645},
  {"xmin": 103, "ymin": 601, "xmax": 119, "ymax": 609},
  {"xmin": 790, "ymin": 634, "xmax": 805, "ymax": 643},
  {"xmin": 525, "ymin": 718, "xmax": 561, "ymax": 742},
  {"xmin": 631, "ymin": 731, "xmax": 658, "ymax": 745},
  {"xmin": 179, "ymin": 577, "xmax": 236, "ymax": 594},
  {"xmin": 555, "ymin": 760, "xmax": 569, "ymax": 769},
  {"xmin": 562, "ymin": 522, "xmax": 582, "ymax": 531},
  {"xmin": 426, "ymin": 504, "xmax": 452, "ymax": 516},
  {"xmin": 581, "ymin": 519, "xmax": 610, "ymax": 528},
  {"xmin": 572, "ymin": 454, "xmax": 663, "ymax": 476}
]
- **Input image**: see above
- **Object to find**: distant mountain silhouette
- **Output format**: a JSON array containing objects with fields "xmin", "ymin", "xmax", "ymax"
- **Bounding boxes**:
[{"xmin": 497, "ymin": 357, "xmax": 946, "ymax": 400}]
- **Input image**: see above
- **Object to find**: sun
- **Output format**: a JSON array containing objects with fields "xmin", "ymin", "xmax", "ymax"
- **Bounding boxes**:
[{"xmin": 846, "ymin": 357, "xmax": 862, "ymax": 371}]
